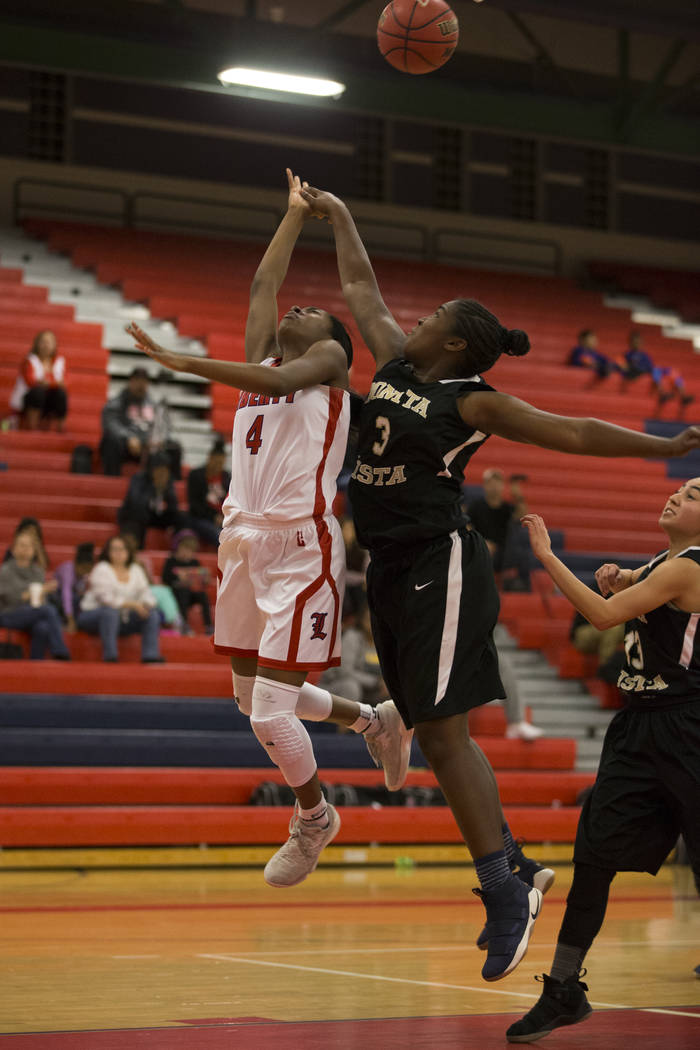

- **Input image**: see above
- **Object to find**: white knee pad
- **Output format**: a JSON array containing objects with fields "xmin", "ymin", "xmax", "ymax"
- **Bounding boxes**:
[
  {"xmin": 232, "ymin": 672, "xmax": 255, "ymax": 716},
  {"xmin": 296, "ymin": 681, "xmax": 333, "ymax": 721},
  {"xmin": 250, "ymin": 677, "xmax": 317, "ymax": 787}
]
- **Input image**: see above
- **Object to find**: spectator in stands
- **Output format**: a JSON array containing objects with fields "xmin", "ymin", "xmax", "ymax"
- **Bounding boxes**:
[
  {"xmin": 117, "ymin": 452, "xmax": 185, "ymax": 548},
  {"xmin": 321, "ymin": 605, "xmax": 388, "ymax": 705},
  {"xmin": 120, "ymin": 529, "xmax": 182, "ymax": 632},
  {"xmin": 0, "ymin": 530, "xmax": 70, "ymax": 659},
  {"xmin": 53, "ymin": 542, "xmax": 95, "ymax": 631},
  {"xmin": 186, "ymin": 437, "xmax": 230, "ymax": 547},
  {"xmin": 567, "ymin": 329, "xmax": 618, "ymax": 380},
  {"xmin": 618, "ymin": 330, "xmax": 694, "ymax": 410},
  {"xmin": 3, "ymin": 517, "xmax": 49, "ymax": 571},
  {"xmin": 99, "ymin": 366, "xmax": 182, "ymax": 477},
  {"xmin": 498, "ymin": 645, "xmax": 544, "ymax": 740},
  {"xmin": 162, "ymin": 529, "xmax": 213, "ymax": 635},
  {"xmin": 9, "ymin": 330, "xmax": 68, "ymax": 431},
  {"xmin": 467, "ymin": 469, "xmax": 531, "ymax": 591},
  {"xmin": 77, "ymin": 534, "xmax": 164, "ymax": 663},
  {"xmin": 570, "ymin": 609, "xmax": 625, "ymax": 683}
]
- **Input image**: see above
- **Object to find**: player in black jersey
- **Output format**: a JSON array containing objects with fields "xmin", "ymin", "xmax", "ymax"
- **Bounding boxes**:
[
  {"xmin": 506, "ymin": 485, "xmax": 700, "ymax": 1042},
  {"xmin": 300, "ymin": 181, "xmax": 700, "ymax": 984}
]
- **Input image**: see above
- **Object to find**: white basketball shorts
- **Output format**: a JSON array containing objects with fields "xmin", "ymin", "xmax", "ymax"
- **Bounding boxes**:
[{"xmin": 214, "ymin": 512, "xmax": 346, "ymax": 671}]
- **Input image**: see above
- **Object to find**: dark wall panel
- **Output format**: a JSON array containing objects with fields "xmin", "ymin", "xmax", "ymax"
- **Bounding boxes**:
[
  {"xmin": 544, "ymin": 182, "xmax": 586, "ymax": 226},
  {"xmin": 0, "ymin": 111, "xmax": 28, "ymax": 157},
  {"xmin": 470, "ymin": 172, "xmax": 510, "ymax": 218},
  {"xmin": 618, "ymin": 192, "xmax": 700, "ymax": 241},
  {"xmin": 392, "ymin": 162, "xmax": 432, "ymax": 208},
  {"xmin": 618, "ymin": 152, "xmax": 699, "ymax": 193},
  {"xmin": 72, "ymin": 119, "xmax": 354, "ymax": 194}
]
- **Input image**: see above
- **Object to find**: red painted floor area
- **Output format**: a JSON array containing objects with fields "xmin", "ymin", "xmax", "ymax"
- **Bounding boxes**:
[{"xmin": 1, "ymin": 1009, "xmax": 699, "ymax": 1050}]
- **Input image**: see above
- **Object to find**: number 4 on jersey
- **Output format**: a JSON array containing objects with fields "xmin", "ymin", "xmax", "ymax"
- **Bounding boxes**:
[{"xmin": 245, "ymin": 415, "xmax": 264, "ymax": 455}]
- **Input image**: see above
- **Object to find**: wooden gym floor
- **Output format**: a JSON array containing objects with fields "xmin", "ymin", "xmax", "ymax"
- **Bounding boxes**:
[{"xmin": 0, "ymin": 854, "xmax": 698, "ymax": 1049}]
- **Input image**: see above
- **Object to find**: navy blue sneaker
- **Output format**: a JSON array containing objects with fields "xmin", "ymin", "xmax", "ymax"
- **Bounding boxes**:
[
  {"xmin": 695, "ymin": 964, "xmax": 700, "ymax": 979},
  {"xmin": 506, "ymin": 971, "xmax": 592, "ymax": 1043},
  {"xmin": 473, "ymin": 876, "xmax": 543, "ymax": 982},
  {"xmin": 477, "ymin": 851, "xmax": 555, "ymax": 951}
]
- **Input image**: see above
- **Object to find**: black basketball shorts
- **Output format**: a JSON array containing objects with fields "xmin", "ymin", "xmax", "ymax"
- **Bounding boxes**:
[
  {"xmin": 365, "ymin": 527, "xmax": 505, "ymax": 728},
  {"xmin": 574, "ymin": 700, "xmax": 700, "ymax": 877}
]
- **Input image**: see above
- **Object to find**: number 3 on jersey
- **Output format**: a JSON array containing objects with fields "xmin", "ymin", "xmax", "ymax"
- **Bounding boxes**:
[{"xmin": 246, "ymin": 415, "xmax": 264, "ymax": 455}]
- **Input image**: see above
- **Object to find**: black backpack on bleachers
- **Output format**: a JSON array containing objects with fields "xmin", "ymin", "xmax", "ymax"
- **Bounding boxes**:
[{"xmin": 70, "ymin": 444, "xmax": 94, "ymax": 474}]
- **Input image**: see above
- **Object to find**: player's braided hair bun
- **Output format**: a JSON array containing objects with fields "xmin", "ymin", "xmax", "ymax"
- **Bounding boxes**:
[
  {"xmin": 452, "ymin": 299, "xmax": 531, "ymax": 374},
  {"xmin": 502, "ymin": 328, "xmax": 530, "ymax": 357}
]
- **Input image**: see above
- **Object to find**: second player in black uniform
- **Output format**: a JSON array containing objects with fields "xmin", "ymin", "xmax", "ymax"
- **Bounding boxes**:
[
  {"xmin": 300, "ymin": 178, "xmax": 700, "ymax": 984},
  {"xmin": 508, "ymin": 486, "xmax": 700, "ymax": 1043}
]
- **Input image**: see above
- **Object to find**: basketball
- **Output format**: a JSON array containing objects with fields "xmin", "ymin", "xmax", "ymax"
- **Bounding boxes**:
[{"xmin": 377, "ymin": 0, "xmax": 459, "ymax": 75}]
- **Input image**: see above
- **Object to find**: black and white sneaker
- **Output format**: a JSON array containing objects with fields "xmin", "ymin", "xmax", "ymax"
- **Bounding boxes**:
[
  {"xmin": 474, "ymin": 876, "xmax": 543, "ymax": 982},
  {"xmin": 477, "ymin": 846, "xmax": 555, "ymax": 951},
  {"xmin": 506, "ymin": 971, "xmax": 592, "ymax": 1043}
]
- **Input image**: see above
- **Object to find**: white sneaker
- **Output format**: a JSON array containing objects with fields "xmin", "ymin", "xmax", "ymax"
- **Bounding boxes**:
[
  {"xmin": 365, "ymin": 699, "xmax": 414, "ymax": 791},
  {"xmin": 505, "ymin": 721, "xmax": 544, "ymax": 741},
  {"xmin": 263, "ymin": 803, "xmax": 340, "ymax": 888}
]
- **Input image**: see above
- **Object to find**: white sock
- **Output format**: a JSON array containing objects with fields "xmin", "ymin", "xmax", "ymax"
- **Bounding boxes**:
[
  {"xmin": 299, "ymin": 798, "xmax": 328, "ymax": 824},
  {"xmin": 349, "ymin": 703, "xmax": 380, "ymax": 735}
]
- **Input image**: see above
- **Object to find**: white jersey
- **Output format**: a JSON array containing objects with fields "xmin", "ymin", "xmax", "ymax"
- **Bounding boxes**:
[{"xmin": 222, "ymin": 359, "xmax": 350, "ymax": 527}]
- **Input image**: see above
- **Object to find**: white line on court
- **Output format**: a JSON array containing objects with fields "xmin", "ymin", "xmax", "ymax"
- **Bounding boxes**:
[{"xmin": 198, "ymin": 953, "xmax": 700, "ymax": 1018}]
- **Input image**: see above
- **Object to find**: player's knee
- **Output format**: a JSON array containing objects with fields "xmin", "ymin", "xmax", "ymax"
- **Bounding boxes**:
[
  {"xmin": 232, "ymin": 672, "xmax": 254, "ymax": 716},
  {"xmin": 250, "ymin": 711, "xmax": 316, "ymax": 787}
]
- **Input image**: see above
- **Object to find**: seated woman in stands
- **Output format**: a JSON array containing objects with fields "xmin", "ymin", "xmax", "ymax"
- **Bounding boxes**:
[
  {"xmin": 2, "ymin": 517, "xmax": 50, "ymax": 571},
  {"xmin": 9, "ymin": 330, "xmax": 68, "ymax": 431},
  {"xmin": 77, "ymin": 535, "xmax": 164, "ymax": 663},
  {"xmin": 0, "ymin": 530, "xmax": 70, "ymax": 660}
]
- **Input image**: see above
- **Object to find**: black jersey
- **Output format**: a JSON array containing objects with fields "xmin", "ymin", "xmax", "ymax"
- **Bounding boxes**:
[
  {"xmin": 618, "ymin": 547, "xmax": 700, "ymax": 708},
  {"xmin": 348, "ymin": 357, "xmax": 494, "ymax": 554}
]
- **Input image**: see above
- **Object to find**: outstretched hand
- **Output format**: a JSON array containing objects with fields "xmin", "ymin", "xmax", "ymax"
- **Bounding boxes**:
[
  {"xmin": 286, "ymin": 167, "xmax": 313, "ymax": 219},
  {"xmin": 668, "ymin": 426, "xmax": 700, "ymax": 458},
  {"xmin": 300, "ymin": 184, "xmax": 342, "ymax": 222},
  {"xmin": 521, "ymin": 513, "xmax": 553, "ymax": 562},
  {"xmin": 126, "ymin": 323, "xmax": 183, "ymax": 372}
]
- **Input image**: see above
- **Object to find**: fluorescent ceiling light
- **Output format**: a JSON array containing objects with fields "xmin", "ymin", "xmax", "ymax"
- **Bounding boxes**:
[{"xmin": 218, "ymin": 67, "xmax": 345, "ymax": 98}]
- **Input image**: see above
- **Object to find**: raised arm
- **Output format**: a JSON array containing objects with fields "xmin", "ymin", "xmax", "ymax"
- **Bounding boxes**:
[
  {"xmin": 460, "ymin": 390, "xmax": 700, "ymax": 460},
  {"xmin": 301, "ymin": 185, "xmax": 405, "ymax": 368},
  {"xmin": 522, "ymin": 513, "xmax": 700, "ymax": 630},
  {"xmin": 126, "ymin": 324, "xmax": 347, "ymax": 396},
  {"xmin": 244, "ymin": 169, "xmax": 311, "ymax": 364}
]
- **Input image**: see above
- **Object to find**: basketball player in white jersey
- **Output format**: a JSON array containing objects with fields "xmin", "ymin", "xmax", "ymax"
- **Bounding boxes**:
[{"xmin": 126, "ymin": 170, "xmax": 411, "ymax": 887}]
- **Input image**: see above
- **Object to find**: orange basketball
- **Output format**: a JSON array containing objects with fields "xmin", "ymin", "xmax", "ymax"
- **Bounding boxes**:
[{"xmin": 377, "ymin": 0, "xmax": 459, "ymax": 75}]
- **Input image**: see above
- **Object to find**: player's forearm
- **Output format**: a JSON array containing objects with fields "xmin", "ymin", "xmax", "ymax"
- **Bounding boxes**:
[
  {"xmin": 575, "ymin": 418, "xmax": 681, "ymax": 458},
  {"xmin": 539, "ymin": 552, "xmax": 618, "ymax": 629},
  {"xmin": 177, "ymin": 356, "xmax": 288, "ymax": 395},
  {"xmin": 330, "ymin": 204, "xmax": 380, "ymax": 297},
  {"xmin": 251, "ymin": 209, "xmax": 305, "ymax": 294}
]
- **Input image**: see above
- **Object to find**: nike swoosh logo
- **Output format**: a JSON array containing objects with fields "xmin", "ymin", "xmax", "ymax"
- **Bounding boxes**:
[
  {"xmin": 414, "ymin": 581, "xmax": 433, "ymax": 591},
  {"xmin": 531, "ymin": 896, "xmax": 541, "ymax": 921}
]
